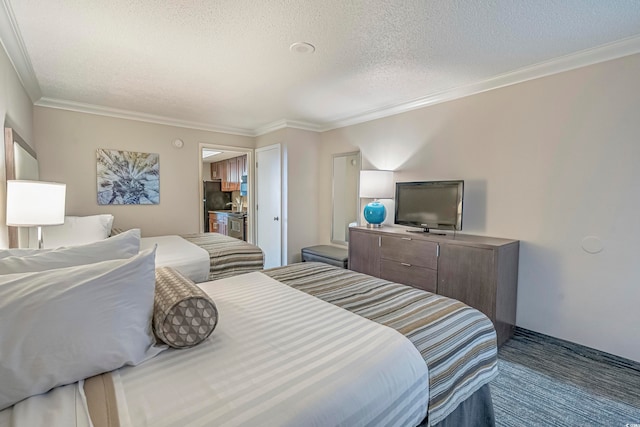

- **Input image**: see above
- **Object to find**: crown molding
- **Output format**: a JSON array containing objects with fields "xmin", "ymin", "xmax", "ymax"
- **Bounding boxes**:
[
  {"xmin": 254, "ymin": 119, "xmax": 324, "ymax": 136},
  {"xmin": 35, "ymin": 97, "xmax": 256, "ymax": 137},
  {"xmin": 0, "ymin": 0, "xmax": 41, "ymax": 102},
  {"xmin": 321, "ymin": 34, "xmax": 640, "ymax": 131},
  {"xmin": 4, "ymin": 0, "xmax": 639, "ymax": 138}
]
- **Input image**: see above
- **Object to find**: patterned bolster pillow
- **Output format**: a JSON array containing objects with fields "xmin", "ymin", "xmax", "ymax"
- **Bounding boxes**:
[{"xmin": 153, "ymin": 267, "xmax": 219, "ymax": 349}]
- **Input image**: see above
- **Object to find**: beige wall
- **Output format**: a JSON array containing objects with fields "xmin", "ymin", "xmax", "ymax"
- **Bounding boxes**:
[
  {"xmin": 256, "ymin": 127, "xmax": 320, "ymax": 264},
  {"xmin": 319, "ymin": 53, "xmax": 640, "ymax": 362},
  {"xmin": 202, "ymin": 162, "xmax": 212, "ymax": 180},
  {"xmin": 0, "ymin": 46, "xmax": 35, "ymax": 248},
  {"xmin": 35, "ymin": 107, "xmax": 254, "ymax": 236}
]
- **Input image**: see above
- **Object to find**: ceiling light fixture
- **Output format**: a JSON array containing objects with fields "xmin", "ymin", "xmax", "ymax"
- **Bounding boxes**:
[
  {"xmin": 202, "ymin": 149, "xmax": 222, "ymax": 159},
  {"xmin": 289, "ymin": 42, "xmax": 315, "ymax": 54}
]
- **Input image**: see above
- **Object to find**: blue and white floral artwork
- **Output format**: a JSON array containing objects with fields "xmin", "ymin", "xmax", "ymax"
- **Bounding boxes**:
[{"xmin": 96, "ymin": 149, "xmax": 159, "ymax": 205}]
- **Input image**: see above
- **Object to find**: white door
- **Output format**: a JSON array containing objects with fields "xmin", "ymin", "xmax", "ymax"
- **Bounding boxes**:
[{"xmin": 256, "ymin": 145, "xmax": 282, "ymax": 268}]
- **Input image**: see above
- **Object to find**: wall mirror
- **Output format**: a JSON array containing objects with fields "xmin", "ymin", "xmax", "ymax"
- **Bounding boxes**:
[
  {"xmin": 4, "ymin": 127, "xmax": 39, "ymax": 248},
  {"xmin": 331, "ymin": 151, "xmax": 360, "ymax": 245}
]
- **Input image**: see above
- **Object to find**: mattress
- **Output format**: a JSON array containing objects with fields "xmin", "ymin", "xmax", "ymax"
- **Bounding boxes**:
[
  {"xmin": 264, "ymin": 262, "xmax": 499, "ymax": 425},
  {"xmin": 181, "ymin": 233, "xmax": 264, "ymax": 280},
  {"xmin": 140, "ymin": 235, "xmax": 210, "ymax": 283}
]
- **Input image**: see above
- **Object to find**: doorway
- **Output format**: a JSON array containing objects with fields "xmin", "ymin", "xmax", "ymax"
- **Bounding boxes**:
[
  {"xmin": 256, "ymin": 144, "xmax": 283, "ymax": 268},
  {"xmin": 198, "ymin": 144, "xmax": 254, "ymax": 243}
]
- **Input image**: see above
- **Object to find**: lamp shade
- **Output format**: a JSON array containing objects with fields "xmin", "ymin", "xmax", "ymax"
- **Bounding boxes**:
[
  {"xmin": 359, "ymin": 170, "xmax": 394, "ymax": 199},
  {"xmin": 6, "ymin": 180, "xmax": 66, "ymax": 227}
]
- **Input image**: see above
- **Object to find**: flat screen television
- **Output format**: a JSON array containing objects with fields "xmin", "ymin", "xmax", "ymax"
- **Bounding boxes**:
[{"xmin": 394, "ymin": 180, "xmax": 464, "ymax": 232}]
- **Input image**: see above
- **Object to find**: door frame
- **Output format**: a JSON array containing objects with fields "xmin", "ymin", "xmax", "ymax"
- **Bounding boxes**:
[
  {"xmin": 255, "ymin": 143, "xmax": 285, "ymax": 266},
  {"xmin": 198, "ymin": 143, "xmax": 255, "ymax": 243}
]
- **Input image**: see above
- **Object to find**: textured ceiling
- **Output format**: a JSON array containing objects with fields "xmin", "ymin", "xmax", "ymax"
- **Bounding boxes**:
[{"xmin": 7, "ymin": 0, "xmax": 640, "ymax": 134}]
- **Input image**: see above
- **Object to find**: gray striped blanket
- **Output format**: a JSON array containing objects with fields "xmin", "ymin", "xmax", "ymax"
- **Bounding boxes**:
[
  {"xmin": 181, "ymin": 233, "xmax": 264, "ymax": 281},
  {"xmin": 264, "ymin": 262, "xmax": 498, "ymax": 426}
]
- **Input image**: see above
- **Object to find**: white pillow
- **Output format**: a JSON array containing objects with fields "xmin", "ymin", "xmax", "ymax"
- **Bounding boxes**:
[
  {"xmin": 0, "ymin": 229, "xmax": 141, "ymax": 274},
  {"xmin": 39, "ymin": 214, "xmax": 114, "ymax": 248},
  {"xmin": 0, "ymin": 248, "xmax": 163, "ymax": 410},
  {"xmin": 0, "ymin": 247, "xmax": 52, "ymax": 260}
]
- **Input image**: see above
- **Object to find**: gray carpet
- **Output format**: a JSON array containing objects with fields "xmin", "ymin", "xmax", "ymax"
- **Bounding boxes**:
[{"xmin": 491, "ymin": 328, "xmax": 640, "ymax": 427}]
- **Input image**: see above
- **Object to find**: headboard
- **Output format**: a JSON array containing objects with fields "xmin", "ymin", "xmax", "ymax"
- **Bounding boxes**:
[{"xmin": 4, "ymin": 127, "xmax": 39, "ymax": 248}]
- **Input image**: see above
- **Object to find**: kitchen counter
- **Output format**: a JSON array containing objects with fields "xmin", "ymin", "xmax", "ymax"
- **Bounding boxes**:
[
  {"xmin": 208, "ymin": 210, "xmax": 247, "ymax": 217},
  {"xmin": 208, "ymin": 211, "xmax": 247, "ymax": 240}
]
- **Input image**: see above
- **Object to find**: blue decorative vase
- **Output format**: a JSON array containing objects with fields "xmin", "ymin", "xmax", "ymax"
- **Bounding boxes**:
[{"xmin": 363, "ymin": 200, "xmax": 386, "ymax": 227}]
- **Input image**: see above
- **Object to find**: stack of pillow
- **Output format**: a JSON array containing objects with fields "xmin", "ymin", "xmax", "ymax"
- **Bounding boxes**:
[{"xmin": 0, "ymin": 218, "xmax": 218, "ymax": 411}]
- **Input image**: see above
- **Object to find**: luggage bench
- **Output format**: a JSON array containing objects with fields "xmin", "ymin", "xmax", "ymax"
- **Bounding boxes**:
[{"xmin": 301, "ymin": 245, "xmax": 348, "ymax": 269}]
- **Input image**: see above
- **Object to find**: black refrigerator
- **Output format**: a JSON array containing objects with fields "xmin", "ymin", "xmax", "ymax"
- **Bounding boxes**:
[{"xmin": 203, "ymin": 180, "xmax": 231, "ymax": 232}]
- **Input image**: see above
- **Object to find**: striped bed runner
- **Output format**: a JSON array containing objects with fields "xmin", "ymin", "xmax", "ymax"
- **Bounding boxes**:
[
  {"xmin": 264, "ymin": 262, "xmax": 498, "ymax": 426},
  {"xmin": 181, "ymin": 233, "xmax": 264, "ymax": 280}
]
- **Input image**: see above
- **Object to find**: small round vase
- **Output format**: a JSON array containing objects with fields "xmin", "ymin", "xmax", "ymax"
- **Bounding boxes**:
[{"xmin": 363, "ymin": 201, "xmax": 386, "ymax": 227}]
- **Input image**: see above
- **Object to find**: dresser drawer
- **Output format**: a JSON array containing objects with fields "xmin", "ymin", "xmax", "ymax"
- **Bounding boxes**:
[
  {"xmin": 380, "ymin": 259, "xmax": 437, "ymax": 293},
  {"xmin": 380, "ymin": 236, "xmax": 438, "ymax": 269}
]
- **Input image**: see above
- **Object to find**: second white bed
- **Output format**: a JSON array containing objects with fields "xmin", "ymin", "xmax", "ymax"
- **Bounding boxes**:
[{"xmin": 139, "ymin": 235, "xmax": 210, "ymax": 283}]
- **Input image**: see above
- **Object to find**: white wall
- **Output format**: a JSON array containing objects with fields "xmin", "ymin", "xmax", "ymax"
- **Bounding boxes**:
[
  {"xmin": 256, "ymin": 127, "xmax": 320, "ymax": 264},
  {"xmin": 0, "ymin": 45, "xmax": 35, "ymax": 248},
  {"xmin": 202, "ymin": 162, "xmax": 212, "ymax": 180},
  {"xmin": 35, "ymin": 107, "xmax": 254, "ymax": 236},
  {"xmin": 318, "ymin": 53, "xmax": 640, "ymax": 362}
]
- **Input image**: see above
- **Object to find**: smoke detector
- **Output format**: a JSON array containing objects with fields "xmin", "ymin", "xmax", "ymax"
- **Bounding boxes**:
[{"xmin": 289, "ymin": 42, "xmax": 315, "ymax": 54}]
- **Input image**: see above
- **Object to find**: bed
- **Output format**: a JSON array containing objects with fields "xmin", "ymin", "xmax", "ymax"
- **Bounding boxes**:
[
  {"xmin": 0, "ymin": 262, "xmax": 497, "ymax": 427},
  {"xmin": 19, "ymin": 214, "xmax": 264, "ymax": 284},
  {"xmin": 141, "ymin": 232, "xmax": 264, "ymax": 282}
]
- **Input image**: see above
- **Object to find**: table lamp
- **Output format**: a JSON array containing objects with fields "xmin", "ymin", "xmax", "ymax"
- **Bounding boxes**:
[
  {"xmin": 6, "ymin": 180, "xmax": 67, "ymax": 249},
  {"xmin": 359, "ymin": 170, "xmax": 394, "ymax": 228}
]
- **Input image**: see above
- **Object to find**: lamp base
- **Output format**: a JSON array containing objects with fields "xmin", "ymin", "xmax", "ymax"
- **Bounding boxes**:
[
  {"xmin": 37, "ymin": 225, "xmax": 44, "ymax": 249},
  {"xmin": 363, "ymin": 200, "xmax": 386, "ymax": 228}
]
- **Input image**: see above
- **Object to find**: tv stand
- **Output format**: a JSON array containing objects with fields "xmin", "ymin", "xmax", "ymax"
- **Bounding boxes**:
[{"xmin": 348, "ymin": 226, "xmax": 519, "ymax": 346}]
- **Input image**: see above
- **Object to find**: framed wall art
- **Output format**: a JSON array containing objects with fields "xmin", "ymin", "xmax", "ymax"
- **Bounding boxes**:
[{"xmin": 96, "ymin": 149, "xmax": 159, "ymax": 205}]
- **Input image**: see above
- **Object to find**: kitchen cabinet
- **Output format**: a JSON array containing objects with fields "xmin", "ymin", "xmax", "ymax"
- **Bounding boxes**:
[
  {"xmin": 211, "ymin": 155, "xmax": 247, "ymax": 192},
  {"xmin": 348, "ymin": 226, "xmax": 519, "ymax": 346},
  {"xmin": 208, "ymin": 212, "xmax": 219, "ymax": 233},
  {"xmin": 238, "ymin": 155, "xmax": 247, "ymax": 177}
]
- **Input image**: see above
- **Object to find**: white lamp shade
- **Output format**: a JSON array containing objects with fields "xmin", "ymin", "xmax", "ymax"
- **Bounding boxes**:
[
  {"xmin": 6, "ymin": 180, "xmax": 66, "ymax": 226},
  {"xmin": 359, "ymin": 170, "xmax": 394, "ymax": 199}
]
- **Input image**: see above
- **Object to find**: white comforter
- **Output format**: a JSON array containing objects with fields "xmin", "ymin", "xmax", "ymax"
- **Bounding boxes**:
[
  {"xmin": 0, "ymin": 382, "xmax": 91, "ymax": 427},
  {"xmin": 140, "ymin": 235, "xmax": 210, "ymax": 282},
  {"xmin": 3, "ymin": 272, "xmax": 429, "ymax": 427}
]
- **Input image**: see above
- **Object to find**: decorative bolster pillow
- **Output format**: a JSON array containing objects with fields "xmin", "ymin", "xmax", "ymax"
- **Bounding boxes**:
[{"xmin": 153, "ymin": 267, "xmax": 219, "ymax": 349}]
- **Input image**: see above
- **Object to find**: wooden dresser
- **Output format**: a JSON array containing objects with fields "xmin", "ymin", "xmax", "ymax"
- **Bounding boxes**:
[{"xmin": 349, "ymin": 226, "xmax": 519, "ymax": 346}]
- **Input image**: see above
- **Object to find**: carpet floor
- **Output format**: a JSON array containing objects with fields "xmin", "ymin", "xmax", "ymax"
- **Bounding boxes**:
[{"xmin": 490, "ymin": 328, "xmax": 640, "ymax": 427}]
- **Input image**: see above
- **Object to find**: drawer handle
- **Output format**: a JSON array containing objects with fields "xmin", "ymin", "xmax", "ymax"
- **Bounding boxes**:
[
  {"xmin": 401, "ymin": 262, "xmax": 412, "ymax": 267},
  {"xmin": 401, "ymin": 237, "xmax": 412, "ymax": 241}
]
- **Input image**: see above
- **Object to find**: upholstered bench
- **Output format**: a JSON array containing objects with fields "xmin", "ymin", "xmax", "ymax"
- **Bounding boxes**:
[{"xmin": 301, "ymin": 245, "xmax": 348, "ymax": 269}]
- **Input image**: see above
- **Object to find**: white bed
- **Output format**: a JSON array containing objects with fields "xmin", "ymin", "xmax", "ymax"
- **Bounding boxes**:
[
  {"xmin": 140, "ymin": 235, "xmax": 210, "ymax": 283},
  {"xmin": 1, "ymin": 272, "xmax": 429, "ymax": 427}
]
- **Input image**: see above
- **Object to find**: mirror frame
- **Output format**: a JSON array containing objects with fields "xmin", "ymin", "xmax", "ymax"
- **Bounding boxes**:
[
  {"xmin": 331, "ymin": 151, "xmax": 361, "ymax": 246},
  {"xmin": 4, "ymin": 127, "xmax": 38, "ymax": 248}
]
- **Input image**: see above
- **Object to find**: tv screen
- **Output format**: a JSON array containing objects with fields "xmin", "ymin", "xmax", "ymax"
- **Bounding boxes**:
[{"xmin": 394, "ymin": 181, "xmax": 464, "ymax": 231}]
